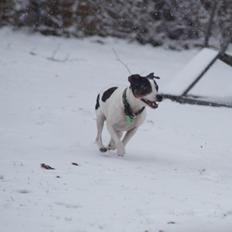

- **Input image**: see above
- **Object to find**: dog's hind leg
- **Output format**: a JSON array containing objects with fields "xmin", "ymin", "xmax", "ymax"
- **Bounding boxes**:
[{"xmin": 95, "ymin": 110, "xmax": 107, "ymax": 152}]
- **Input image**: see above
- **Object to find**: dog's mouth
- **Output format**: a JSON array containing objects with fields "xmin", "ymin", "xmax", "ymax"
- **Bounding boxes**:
[{"xmin": 141, "ymin": 98, "xmax": 158, "ymax": 109}]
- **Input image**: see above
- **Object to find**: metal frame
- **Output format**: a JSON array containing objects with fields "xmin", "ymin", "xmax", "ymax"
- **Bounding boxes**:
[
  {"xmin": 161, "ymin": 49, "xmax": 232, "ymax": 109},
  {"xmin": 162, "ymin": 94, "xmax": 232, "ymax": 108}
]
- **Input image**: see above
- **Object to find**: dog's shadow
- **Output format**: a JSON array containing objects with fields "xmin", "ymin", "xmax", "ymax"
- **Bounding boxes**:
[
  {"xmin": 99, "ymin": 148, "xmax": 181, "ymax": 169},
  {"xmin": 99, "ymin": 149, "xmax": 160, "ymax": 164},
  {"xmin": 123, "ymin": 151, "xmax": 161, "ymax": 164}
]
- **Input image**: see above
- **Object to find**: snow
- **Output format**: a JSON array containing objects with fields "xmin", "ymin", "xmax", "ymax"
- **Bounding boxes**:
[
  {"xmin": 0, "ymin": 28, "xmax": 232, "ymax": 232},
  {"xmin": 161, "ymin": 48, "xmax": 218, "ymax": 96}
]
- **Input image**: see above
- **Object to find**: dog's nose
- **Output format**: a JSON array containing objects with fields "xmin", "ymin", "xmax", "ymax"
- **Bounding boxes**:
[{"xmin": 156, "ymin": 94, "xmax": 163, "ymax": 102}]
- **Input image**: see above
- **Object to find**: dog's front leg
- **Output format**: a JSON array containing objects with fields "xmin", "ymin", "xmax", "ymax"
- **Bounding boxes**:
[
  {"xmin": 107, "ymin": 131, "xmax": 123, "ymax": 150},
  {"xmin": 106, "ymin": 123, "xmax": 125, "ymax": 156},
  {"xmin": 122, "ymin": 127, "xmax": 138, "ymax": 147}
]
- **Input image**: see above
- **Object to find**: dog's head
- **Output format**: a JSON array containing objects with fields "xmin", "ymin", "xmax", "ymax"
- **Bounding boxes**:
[{"xmin": 128, "ymin": 73, "xmax": 162, "ymax": 109}]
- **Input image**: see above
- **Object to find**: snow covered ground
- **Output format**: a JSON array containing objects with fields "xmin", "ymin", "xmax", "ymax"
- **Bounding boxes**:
[{"xmin": 0, "ymin": 28, "xmax": 232, "ymax": 232}]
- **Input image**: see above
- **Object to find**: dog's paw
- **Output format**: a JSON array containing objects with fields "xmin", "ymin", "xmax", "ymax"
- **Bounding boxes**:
[
  {"xmin": 107, "ymin": 144, "xmax": 116, "ymax": 151},
  {"xmin": 99, "ymin": 147, "xmax": 107, "ymax": 152},
  {"xmin": 118, "ymin": 152, "xmax": 125, "ymax": 157},
  {"xmin": 117, "ymin": 148, "xmax": 125, "ymax": 157}
]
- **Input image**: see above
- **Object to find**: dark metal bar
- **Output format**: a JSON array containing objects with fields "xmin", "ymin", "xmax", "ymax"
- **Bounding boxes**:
[
  {"xmin": 219, "ymin": 53, "xmax": 232, "ymax": 67},
  {"xmin": 161, "ymin": 94, "xmax": 232, "ymax": 109}
]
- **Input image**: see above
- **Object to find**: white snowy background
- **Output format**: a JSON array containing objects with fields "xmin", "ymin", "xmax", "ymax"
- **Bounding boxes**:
[{"xmin": 0, "ymin": 28, "xmax": 232, "ymax": 232}]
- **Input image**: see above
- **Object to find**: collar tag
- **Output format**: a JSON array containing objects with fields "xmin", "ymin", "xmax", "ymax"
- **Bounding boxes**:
[{"xmin": 125, "ymin": 115, "xmax": 133, "ymax": 125}]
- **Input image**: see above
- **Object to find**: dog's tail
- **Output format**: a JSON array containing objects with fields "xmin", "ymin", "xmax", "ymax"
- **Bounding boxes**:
[{"xmin": 95, "ymin": 94, "xmax": 100, "ymax": 110}]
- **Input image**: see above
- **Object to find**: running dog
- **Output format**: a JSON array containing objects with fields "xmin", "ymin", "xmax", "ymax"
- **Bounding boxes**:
[{"xmin": 95, "ymin": 73, "xmax": 162, "ymax": 156}]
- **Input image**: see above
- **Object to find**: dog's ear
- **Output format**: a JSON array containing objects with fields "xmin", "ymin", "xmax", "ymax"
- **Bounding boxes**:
[
  {"xmin": 128, "ymin": 74, "xmax": 143, "ymax": 97},
  {"xmin": 128, "ymin": 74, "xmax": 141, "ymax": 85},
  {"xmin": 146, "ymin": 72, "xmax": 160, "ymax": 80},
  {"xmin": 146, "ymin": 73, "xmax": 155, "ymax": 79}
]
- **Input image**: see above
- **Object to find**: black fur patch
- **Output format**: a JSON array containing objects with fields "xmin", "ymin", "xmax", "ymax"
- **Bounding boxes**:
[
  {"xmin": 128, "ymin": 75, "xmax": 152, "ymax": 97},
  {"xmin": 95, "ymin": 94, "xmax": 100, "ymax": 110},
  {"xmin": 101, "ymin": 87, "xmax": 118, "ymax": 102}
]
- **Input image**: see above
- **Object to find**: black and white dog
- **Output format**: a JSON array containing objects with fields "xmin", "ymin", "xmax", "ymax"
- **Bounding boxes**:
[{"xmin": 95, "ymin": 73, "xmax": 162, "ymax": 156}]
